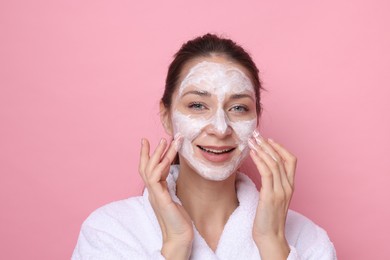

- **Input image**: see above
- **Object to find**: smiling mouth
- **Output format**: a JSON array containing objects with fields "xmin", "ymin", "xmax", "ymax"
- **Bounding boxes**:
[{"xmin": 197, "ymin": 145, "xmax": 236, "ymax": 154}]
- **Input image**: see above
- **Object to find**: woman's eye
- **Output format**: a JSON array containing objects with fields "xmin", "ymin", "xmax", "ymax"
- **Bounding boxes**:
[
  {"xmin": 230, "ymin": 105, "xmax": 249, "ymax": 113},
  {"xmin": 188, "ymin": 102, "xmax": 207, "ymax": 110}
]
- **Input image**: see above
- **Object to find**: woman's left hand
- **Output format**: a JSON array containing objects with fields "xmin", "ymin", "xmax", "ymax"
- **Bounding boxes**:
[{"xmin": 248, "ymin": 131, "xmax": 297, "ymax": 260}]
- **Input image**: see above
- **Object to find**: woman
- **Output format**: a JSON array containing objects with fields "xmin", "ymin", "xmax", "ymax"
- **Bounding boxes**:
[{"xmin": 72, "ymin": 34, "xmax": 336, "ymax": 259}]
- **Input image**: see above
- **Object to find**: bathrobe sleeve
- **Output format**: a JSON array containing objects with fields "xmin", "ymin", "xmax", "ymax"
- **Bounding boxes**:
[
  {"xmin": 286, "ymin": 218, "xmax": 337, "ymax": 260},
  {"xmin": 71, "ymin": 223, "xmax": 165, "ymax": 260}
]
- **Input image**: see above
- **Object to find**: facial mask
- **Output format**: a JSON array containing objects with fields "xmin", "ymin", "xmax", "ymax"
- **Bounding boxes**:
[{"xmin": 172, "ymin": 61, "xmax": 257, "ymax": 181}]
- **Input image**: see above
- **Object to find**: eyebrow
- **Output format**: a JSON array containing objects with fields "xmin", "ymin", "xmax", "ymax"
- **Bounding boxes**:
[
  {"xmin": 229, "ymin": 93, "xmax": 255, "ymax": 101},
  {"xmin": 182, "ymin": 90, "xmax": 211, "ymax": 97},
  {"xmin": 181, "ymin": 90, "xmax": 255, "ymax": 101}
]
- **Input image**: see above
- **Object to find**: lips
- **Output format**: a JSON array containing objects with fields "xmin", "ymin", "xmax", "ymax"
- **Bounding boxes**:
[
  {"xmin": 196, "ymin": 145, "xmax": 236, "ymax": 163},
  {"xmin": 197, "ymin": 145, "xmax": 236, "ymax": 154}
]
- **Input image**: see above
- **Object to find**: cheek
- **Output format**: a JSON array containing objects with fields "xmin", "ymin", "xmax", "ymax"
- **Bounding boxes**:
[
  {"xmin": 172, "ymin": 111, "xmax": 209, "ymax": 140},
  {"xmin": 230, "ymin": 119, "xmax": 257, "ymax": 144}
]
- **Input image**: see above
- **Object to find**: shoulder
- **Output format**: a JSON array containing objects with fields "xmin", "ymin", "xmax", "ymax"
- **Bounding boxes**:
[
  {"xmin": 79, "ymin": 166, "xmax": 179, "ymax": 236},
  {"xmin": 286, "ymin": 209, "xmax": 328, "ymax": 240},
  {"xmin": 72, "ymin": 196, "xmax": 164, "ymax": 259},
  {"xmin": 286, "ymin": 209, "xmax": 316, "ymax": 236},
  {"xmin": 83, "ymin": 196, "xmax": 144, "ymax": 227},
  {"xmin": 286, "ymin": 210, "xmax": 337, "ymax": 258},
  {"xmin": 79, "ymin": 194, "xmax": 159, "ymax": 240}
]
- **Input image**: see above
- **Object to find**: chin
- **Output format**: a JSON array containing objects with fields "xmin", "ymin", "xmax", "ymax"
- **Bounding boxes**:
[{"xmin": 184, "ymin": 151, "xmax": 248, "ymax": 181}]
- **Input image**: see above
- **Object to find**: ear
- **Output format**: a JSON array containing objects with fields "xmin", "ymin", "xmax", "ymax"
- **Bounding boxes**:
[{"xmin": 160, "ymin": 101, "xmax": 173, "ymax": 136}]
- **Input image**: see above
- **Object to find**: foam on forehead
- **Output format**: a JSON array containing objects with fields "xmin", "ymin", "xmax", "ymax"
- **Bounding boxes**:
[{"xmin": 178, "ymin": 61, "xmax": 254, "ymax": 101}]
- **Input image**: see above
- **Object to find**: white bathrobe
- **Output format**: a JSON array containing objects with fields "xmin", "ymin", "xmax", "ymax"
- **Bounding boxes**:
[{"xmin": 72, "ymin": 165, "xmax": 336, "ymax": 259}]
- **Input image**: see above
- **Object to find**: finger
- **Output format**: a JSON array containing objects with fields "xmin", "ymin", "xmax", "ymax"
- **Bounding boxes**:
[
  {"xmin": 248, "ymin": 140, "xmax": 273, "ymax": 191},
  {"xmin": 150, "ymin": 156, "xmax": 171, "ymax": 183},
  {"xmin": 267, "ymin": 138, "xmax": 297, "ymax": 187},
  {"xmin": 253, "ymin": 134, "xmax": 282, "ymax": 163},
  {"xmin": 139, "ymin": 138, "xmax": 150, "ymax": 181},
  {"xmin": 254, "ymin": 143, "xmax": 285, "ymax": 194},
  {"xmin": 258, "ymin": 138, "xmax": 291, "ymax": 194},
  {"xmin": 163, "ymin": 134, "xmax": 182, "ymax": 161},
  {"xmin": 156, "ymin": 135, "xmax": 182, "ymax": 181},
  {"xmin": 145, "ymin": 138, "xmax": 168, "ymax": 178},
  {"xmin": 253, "ymin": 134, "xmax": 288, "ymax": 192},
  {"xmin": 250, "ymin": 138, "xmax": 286, "ymax": 193}
]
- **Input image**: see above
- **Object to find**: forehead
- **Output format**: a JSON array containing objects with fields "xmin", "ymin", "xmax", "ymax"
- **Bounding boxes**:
[{"xmin": 178, "ymin": 58, "xmax": 254, "ymax": 96}]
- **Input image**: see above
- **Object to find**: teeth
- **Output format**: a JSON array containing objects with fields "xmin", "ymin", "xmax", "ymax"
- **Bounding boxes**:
[{"xmin": 198, "ymin": 146, "xmax": 234, "ymax": 154}]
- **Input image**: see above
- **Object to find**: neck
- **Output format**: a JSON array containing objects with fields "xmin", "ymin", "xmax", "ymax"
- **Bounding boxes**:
[{"xmin": 176, "ymin": 162, "xmax": 239, "ymax": 229}]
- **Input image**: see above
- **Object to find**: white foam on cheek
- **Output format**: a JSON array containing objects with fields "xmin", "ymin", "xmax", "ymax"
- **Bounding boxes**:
[
  {"xmin": 230, "ymin": 119, "xmax": 257, "ymax": 152},
  {"xmin": 172, "ymin": 112, "xmax": 209, "ymax": 140},
  {"xmin": 172, "ymin": 61, "xmax": 257, "ymax": 181}
]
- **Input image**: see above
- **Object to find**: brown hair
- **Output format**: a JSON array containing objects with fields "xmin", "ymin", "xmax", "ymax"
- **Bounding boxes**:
[{"xmin": 161, "ymin": 33, "xmax": 264, "ymax": 117}]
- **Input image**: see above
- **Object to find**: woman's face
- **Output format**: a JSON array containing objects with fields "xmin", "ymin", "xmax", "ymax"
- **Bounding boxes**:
[{"xmin": 169, "ymin": 56, "xmax": 257, "ymax": 181}]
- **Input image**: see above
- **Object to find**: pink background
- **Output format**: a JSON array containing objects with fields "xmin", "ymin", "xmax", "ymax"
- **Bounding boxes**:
[{"xmin": 1, "ymin": 0, "xmax": 389, "ymax": 259}]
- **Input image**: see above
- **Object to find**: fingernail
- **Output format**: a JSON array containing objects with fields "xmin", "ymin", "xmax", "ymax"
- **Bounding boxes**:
[
  {"xmin": 270, "ymin": 154, "xmax": 278, "ymax": 162},
  {"xmin": 254, "ymin": 135, "xmax": 263, "ymax": 145},
  {"xmin": 174, "ymin": 132, "xmax": 181, "ymax": 140},
  {"xmin": 268, "ymin": 138, "xmax": 274, "ymax": 143},
  {"xmin": 173, "ymin": 133, "xmax": 183, "ymax": 151},
  {"xmin": 253, "ymin": 129, "xmax": 260, "ymax": 138},
  {"xmin": 248, "ymin": 138, "xmax": 257, "ymax": 151},
  {"xmin": 159, "ymin": 138, "xmax": 165, "ymax": 144},
  {"xmin": 253, "ymin": 129, "xmax": 263, "ymax": 145}
]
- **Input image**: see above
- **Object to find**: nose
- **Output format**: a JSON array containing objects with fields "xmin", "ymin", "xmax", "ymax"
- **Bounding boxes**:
[{"xmin": 207, "ymin": 108, "xmax": 232, "ymax": 136}]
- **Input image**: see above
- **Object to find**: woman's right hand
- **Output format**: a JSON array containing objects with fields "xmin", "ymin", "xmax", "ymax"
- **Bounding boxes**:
[{"xmin": 139, "ymin": 136, "xmax": 194, "ymax": 260}]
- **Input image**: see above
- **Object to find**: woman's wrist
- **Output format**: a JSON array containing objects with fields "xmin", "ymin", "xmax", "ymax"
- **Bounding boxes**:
[
  {"xmin": 161, "ymin": 240, "xmax": 192, "ymax": 260},
  {"xmin": 254, "ymin": 235, "xmax": 290, "ymax": 260}
]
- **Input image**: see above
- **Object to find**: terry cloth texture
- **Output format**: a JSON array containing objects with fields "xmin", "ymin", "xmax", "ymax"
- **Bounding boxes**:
[{"xmin": 72, "ymin": 165, "xmax": 336, "ymax": 259}]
